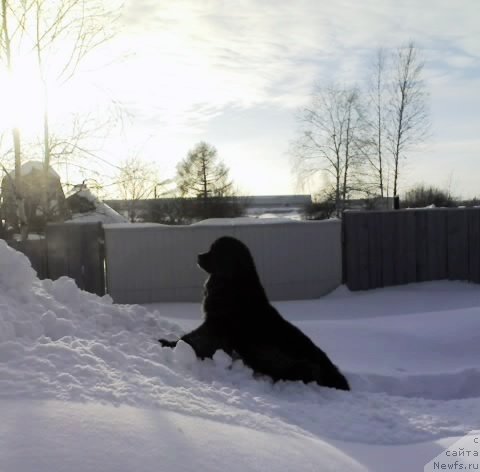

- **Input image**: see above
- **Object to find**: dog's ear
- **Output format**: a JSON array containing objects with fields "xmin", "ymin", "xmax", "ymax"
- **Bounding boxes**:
[
  {"xmin": 226, "ymin": 243, "xmax": 258, "ymax": 280},
  {"xmin": 211, "ymin": 251, "xmax": 235, "ymax": 279},
  {"xmin": 234, "ymin": 249, "xmax": 256, "ymax": 276}
]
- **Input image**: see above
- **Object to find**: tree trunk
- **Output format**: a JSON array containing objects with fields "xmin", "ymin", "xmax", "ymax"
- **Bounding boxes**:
[
  {"xmin": 42, "ymin": 108, "xmax": 51, "ymax": 225},
  {"xmin": 2, "ymin": 0, "xmax": 27, "ymax": 239},
  {"xmin": 378, "ymin": 107, "xmax": 384, "ymax": 198},
  {"xmin": 335, "ymin": 172, "xmax": 341, "ymax": 217}
]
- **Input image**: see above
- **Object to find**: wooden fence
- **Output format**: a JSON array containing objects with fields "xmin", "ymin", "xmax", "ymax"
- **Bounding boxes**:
[
  {"xmin": 46, "ymin": 223, "xmax": 105, "ymax": 296},
  {"xmin": 6, "ymin": 210, "xmax": 480, "ymax": 300},
  {"xmin": 343, "ymin": 208, "xmax": 480, "ymax": 290},
  {"xmin": 7, "ymin": 239, "xmax": 49, "ymax": 279}
]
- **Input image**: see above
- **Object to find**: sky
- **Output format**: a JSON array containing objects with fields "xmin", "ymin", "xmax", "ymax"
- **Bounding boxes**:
[{"xmin": 2, "ymin": 0, "xmax": 479, "ymax": 198}]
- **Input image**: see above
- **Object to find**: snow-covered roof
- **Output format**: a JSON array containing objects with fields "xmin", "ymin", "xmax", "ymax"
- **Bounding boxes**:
[
  {"xmin": 65, "ymin": 186, "xmax": 128, "ymax": 224},
  {"xmin": 9, "ymin": 160, "xmax": 60, "ymax": 179}
]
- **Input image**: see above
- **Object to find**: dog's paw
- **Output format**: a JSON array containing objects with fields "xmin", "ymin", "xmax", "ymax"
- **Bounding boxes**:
[{"xmin": 158, "ymin": 338, "xmax": 178, "ymax": 348}]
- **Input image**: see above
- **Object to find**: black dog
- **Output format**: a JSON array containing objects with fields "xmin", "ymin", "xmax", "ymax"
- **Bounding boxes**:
[{"xmin": 159, "ymin": 236, "xmax": 349, "ymax": 391}]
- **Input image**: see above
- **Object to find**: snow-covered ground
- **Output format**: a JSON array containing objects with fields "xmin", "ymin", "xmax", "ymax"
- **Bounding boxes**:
[{"xmin": 1, "ymin": 239, "xmax": 479, "ymax": 471}]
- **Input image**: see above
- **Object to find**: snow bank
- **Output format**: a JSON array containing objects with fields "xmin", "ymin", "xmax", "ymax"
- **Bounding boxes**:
[
  {"xmin": 0, "ymin": 240, "xmax": 37, "ymax": 294},
  {"xmin": 0, "ymin": 399, "xmax": 369, "ymax": 472},
  {"xmin": 0, "ymin": 240, "xmax": 186, "ymax": 400}
]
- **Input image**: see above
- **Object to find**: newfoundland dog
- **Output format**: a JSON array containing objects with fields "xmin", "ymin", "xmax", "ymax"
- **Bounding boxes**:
[{"xmin": 158, "ymin": 236, "xmax": 350, "ymax": 391}]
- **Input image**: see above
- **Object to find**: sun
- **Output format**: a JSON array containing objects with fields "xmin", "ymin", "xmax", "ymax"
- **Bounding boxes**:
[
  {"xmin": 0, "ymin": 52, "xmax": 102, "ymax": 141},
  {"xmin": 0, "ymin": 57, "xmax": 47, "ymax": 137}
]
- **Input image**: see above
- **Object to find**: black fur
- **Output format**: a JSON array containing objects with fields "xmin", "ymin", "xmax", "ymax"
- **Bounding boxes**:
[{"xmin": 159, "ymin": 236, "xmax": 350, "ymax": 391}]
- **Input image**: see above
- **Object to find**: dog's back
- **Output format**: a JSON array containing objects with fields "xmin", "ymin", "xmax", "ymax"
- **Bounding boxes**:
[{"xmin": 233, "ymin": 302, "xmax": 350, "ymax": 390}]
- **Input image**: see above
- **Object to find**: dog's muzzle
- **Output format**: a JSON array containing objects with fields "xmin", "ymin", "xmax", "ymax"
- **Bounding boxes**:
[{"xmin": 197, "ymin": 252, "xmax": 210, "ymax": 272}]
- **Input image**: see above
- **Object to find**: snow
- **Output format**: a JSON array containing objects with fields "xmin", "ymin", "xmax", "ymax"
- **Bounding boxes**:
[
  {"xmin": 0, "ymin": 239, "xmax": 479, "ymax": 471},
  {"xmin": 8, "ymin": 160, "xmax": 60, "ymax": 178},
  {"xmin": 66, "ymin": 208, "xmax": 127, "ymax": 224},
  {"xmin": 245, "ymin": 207, "xmax": 304, "ymax": 220},
  {"xmin": 105, "ymin": 216, "xmax": 326, "ymax": 228},
  {"xmin": 192, "ymin": 216, "xmax": 338, "ymax": 225},
  {"xmin": 66, "ymin": 187, "xmax": 128, "ymax": 224},
  {"xmin": 193, "ymin": 216, "xmax": 301, "ymax": 225}
]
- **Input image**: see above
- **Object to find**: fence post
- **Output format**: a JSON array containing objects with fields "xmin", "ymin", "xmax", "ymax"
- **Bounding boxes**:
[{"xmin": 394, "ymin": 195, "xmax": 400, "ymax": 210}]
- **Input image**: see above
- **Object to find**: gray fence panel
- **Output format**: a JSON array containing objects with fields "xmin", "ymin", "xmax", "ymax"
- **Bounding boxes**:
[
  {"xmin": 468, "ymin": 210, "xmax": 480, "ymax": 283},
  {"xmin": 344, "ymin": 212, "xmax": 371, "ymax": 291},
  {"xmin": 381, "ymin": 212, "xmax": 396, "ymax": 287},
  {"xmin": 398, "ymin": 211, "xmax": 417, "ymax": 284},
  {"xmin": 447, "ymin": 209, "xmax": 469, "ymax": 280},
  {"xmin": 46, "ymin": 223, "xmax": 105, "ymax": 295},
  {"xmin": 415, "ymin": 209, "xmax": 446, "ymax": 281},
  {"xmin": 104, "ymin": 220, "xmax": 342, "ymax": 303},
  {"xmin": 367, "ymin": 212, "xmax": 383, "ymax": 288},
  {"xmin": 7, "ymin": 239, "xmax": 48, "ymax": 279},
  {"xmin": 344, "ymin": 208, "xmax": 480, "ymax": 291},
  {"xmin": 428, "ymin": 209, "xmax": 448, "ymax": 280},
  {"xmin": 415, "ymin": 210, "xmax": 429, "ymax": 282}
]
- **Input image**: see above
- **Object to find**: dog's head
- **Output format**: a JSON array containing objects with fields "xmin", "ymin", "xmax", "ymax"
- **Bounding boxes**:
[{"xmin": 198, "ymin": 236, "xmax": 257, "ymax": 279}]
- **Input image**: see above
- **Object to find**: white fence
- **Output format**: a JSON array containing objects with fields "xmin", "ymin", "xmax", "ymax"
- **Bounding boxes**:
[{"xmin": 104, "ymin": 218, "xmax": 342, "ymax": 303}]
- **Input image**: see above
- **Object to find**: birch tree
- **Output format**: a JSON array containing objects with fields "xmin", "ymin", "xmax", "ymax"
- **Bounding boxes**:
[
  {"xmin": 293, "ymin": 86, "xmax": 366, "ymax": 216},
  {"xmin": 365, "ymin": 48, "xmax": 387, "ymax": 198},
  {"xmin": 387, "ymin": 42, "xmax": 429, "ymax": 197}
]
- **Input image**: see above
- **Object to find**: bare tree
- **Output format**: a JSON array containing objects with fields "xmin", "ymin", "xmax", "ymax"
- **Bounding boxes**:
[
  {"xmin": 365, "ymin": 48, "xmax": 387, "ymax": 198},
  {"xmin": 387, "ymin": 42, "xmax": 429, "ymax": 197},
  {"xmin": 30, "ymin": 0, "xmax": 117, "ymax": 222},
  {"xmin": 0, "ymin": 0, "xmax": 120, "ymax": 236},
  {"xmin": 293, "ymin": 86, "xmax": 366, "ymax": 216},
  {"xmin": 1, "ymin": 0, "xmax": 27, "ymax": 237},
  {"xmin": 116, "ymin": 156, "xmax": 164, "ymax": 222}
]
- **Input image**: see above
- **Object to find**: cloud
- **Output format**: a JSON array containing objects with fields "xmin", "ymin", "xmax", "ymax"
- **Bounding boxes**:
[
  {"xmin": 117, "ymin": 0, "xmax": 338, "ymax": 122},
  {"xmin": 89, "ymin": 0, "xmax": 480, "ymax": 196},
  {"xmin": 117, "ymin": 0, "xmax": 479, "ymax": 116}
]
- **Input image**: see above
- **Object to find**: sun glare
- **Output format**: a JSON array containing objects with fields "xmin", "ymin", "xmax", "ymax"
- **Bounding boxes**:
[
  {"xmin": 0, "ymin": 58, "xmax": 46, "ymax": 137},
  {"xmin": 0, "ymin": 52, "xmax": 101, "ymax": 140}
]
